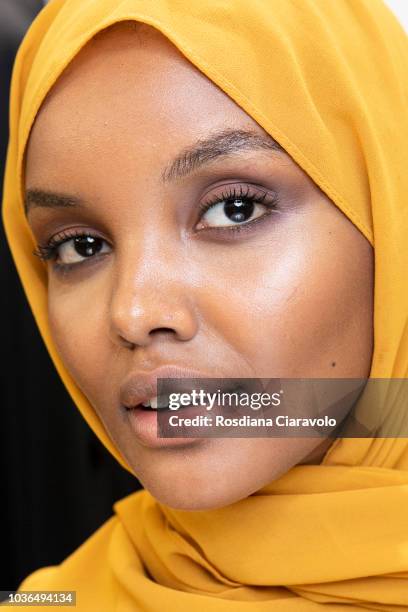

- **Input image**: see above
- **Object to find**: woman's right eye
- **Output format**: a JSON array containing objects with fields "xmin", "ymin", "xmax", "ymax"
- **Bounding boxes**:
[
  {"xmin": 34, "ymin": 233, "xmax": 111, "ymax": 268},
  {"xmin": 57, "ymin": 235, "xmax": 111, "ymax": 264}
]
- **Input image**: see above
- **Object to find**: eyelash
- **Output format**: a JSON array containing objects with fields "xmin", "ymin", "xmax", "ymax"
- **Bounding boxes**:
[{"xmin": 33, "ymin": 185, "xmax": 280, "ymax": 271}]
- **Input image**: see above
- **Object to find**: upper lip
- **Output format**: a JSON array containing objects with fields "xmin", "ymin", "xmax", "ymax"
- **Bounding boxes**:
[{"xmin": 120, "ymin": 365, "xmax": 218, "ymax": 409}]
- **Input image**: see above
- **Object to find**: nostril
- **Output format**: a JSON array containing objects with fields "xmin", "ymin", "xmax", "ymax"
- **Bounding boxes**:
[{"xmin": 148, "ymin": 327, "xmax": 176, "ymax": 336}]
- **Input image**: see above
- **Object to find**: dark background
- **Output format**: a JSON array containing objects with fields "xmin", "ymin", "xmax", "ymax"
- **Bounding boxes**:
[{"xmin": 0, "ymin": 0, "xmax": 139, "ymax": 591}]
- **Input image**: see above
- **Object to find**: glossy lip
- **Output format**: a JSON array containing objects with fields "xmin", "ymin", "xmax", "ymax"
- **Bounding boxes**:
[
  {"xmin": 119, "ymin": 364, "xmax": 219, "ymax": 409},
  {"xmin": 120, "ymin": 365, "xmax": 222, "ymax": 449},
  {"xmin": 126, "ymin": 404, "xmax": 209, "ymax": 449}
]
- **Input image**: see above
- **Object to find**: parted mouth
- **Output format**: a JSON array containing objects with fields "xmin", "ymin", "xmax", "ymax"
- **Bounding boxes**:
[
  {"xmin": 119, "ymin": 364, "xmax": 220, "ymax": 412},
  {"xmin": 120, "ymin": 367, "xmax": 261, "ymax": 419}
]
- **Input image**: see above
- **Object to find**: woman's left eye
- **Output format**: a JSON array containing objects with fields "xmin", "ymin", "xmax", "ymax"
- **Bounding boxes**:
[{"xmin": 196, "ymin": 186, "xmax": 279, "ymax": 230}]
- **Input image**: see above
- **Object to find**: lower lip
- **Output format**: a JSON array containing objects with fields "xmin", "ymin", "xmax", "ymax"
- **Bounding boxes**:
[{"xmin": 126, "ymin": 404, "xmax": 205, "ymax": 448}]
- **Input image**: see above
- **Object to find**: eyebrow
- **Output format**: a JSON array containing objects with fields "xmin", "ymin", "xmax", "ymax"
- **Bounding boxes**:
[
  {"xmin": 160, "ymin": 128, "xmax": 285, "ymax": 183},
  {"xmin": 24, "ymin": 128, "xmax": 285, "ymax": 215},
  {"xmin": 24, "ymin": 190, "xmax": 84, "ymax": 216}
]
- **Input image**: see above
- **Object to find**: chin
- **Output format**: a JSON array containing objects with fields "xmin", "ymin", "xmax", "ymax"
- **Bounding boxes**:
[{"xmin": 138, "ymin": 471, "xmax": 255, "ymax": 511}]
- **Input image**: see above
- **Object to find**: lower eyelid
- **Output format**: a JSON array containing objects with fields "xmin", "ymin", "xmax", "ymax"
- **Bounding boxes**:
[{"xmin": 196, "ymin": 207, "xmax": 280, "ymax": 239}]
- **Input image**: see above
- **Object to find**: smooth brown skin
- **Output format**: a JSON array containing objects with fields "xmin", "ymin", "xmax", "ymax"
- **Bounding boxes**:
[{"xmin": 25, "ymin": 23, "xmax": 374, "ymax": 510}]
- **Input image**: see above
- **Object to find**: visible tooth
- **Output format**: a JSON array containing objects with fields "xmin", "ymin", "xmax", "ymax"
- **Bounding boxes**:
[
  {"xmin": 140, "ymin": 396, "xmax": 166, "ymax": 410},
  {"xmin": 150, "ymin": 396, "xmax": 158, "ymax": 410}
]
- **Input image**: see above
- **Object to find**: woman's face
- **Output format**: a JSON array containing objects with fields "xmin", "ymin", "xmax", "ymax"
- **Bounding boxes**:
[{"xmin": 25, "ymin": 23, "xmax": 374, "ymax": 510}]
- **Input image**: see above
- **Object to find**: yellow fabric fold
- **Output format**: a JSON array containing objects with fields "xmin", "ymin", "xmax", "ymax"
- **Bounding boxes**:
[{"xmin": 2, "ymin": 0, "xmax": 408, "ymax": 609}]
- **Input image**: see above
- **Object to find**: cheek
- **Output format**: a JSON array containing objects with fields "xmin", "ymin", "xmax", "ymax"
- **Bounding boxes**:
[
  {"xmin": 202, "ymin": 207, "xmax": 373, "ymax": 377},
  {"xmin": 47, "ymin": 283, "xmax": 108, "ymax": 402}
]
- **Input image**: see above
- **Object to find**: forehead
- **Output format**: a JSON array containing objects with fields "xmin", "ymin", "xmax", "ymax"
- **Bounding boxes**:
[{"xmin": 25, "ymin": 22, "xmax": 260, "ymax": 176}]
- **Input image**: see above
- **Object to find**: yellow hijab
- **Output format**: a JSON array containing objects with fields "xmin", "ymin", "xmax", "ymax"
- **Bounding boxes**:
[{"xmin": 2, "ymin": 0, "xmax": 408, "ymax": 609}]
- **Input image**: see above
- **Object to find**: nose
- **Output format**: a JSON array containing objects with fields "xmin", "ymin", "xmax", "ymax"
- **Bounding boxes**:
[{"xmin": 108, "ymin": 250, "xmax": 199, "ymax": 349}]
